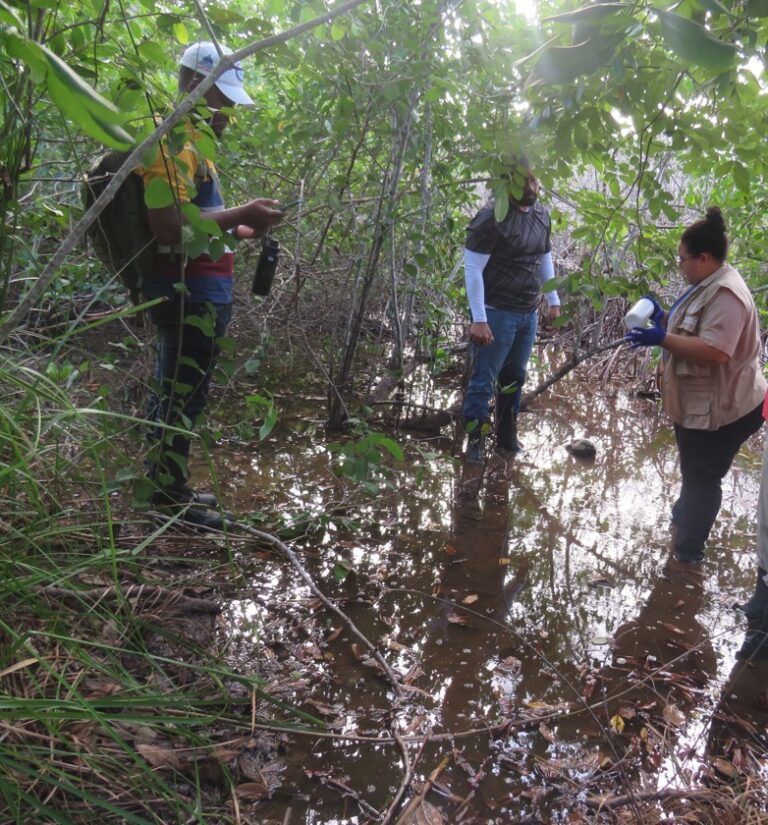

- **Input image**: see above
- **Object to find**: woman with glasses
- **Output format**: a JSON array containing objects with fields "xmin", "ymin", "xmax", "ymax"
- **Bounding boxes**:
[{"xmin": 625, "ymin": 206, "xmax": 766, "ymax": 565}]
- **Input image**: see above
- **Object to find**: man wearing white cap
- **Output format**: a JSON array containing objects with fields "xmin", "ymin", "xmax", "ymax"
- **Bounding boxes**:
[{"xmin": 141, "ymin": 42, "xmax": 283, "ymax": 530}]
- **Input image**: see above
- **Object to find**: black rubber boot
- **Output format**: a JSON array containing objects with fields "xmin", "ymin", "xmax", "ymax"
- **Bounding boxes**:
[
  {"xmin": 150, "ymin": 488, "xmax": 229, "ymax": 531},
  {"xmin": 737, "ymin": 614, "xmax": 768, "ymax": 661},
  {"xmin": 738, "ymin": 568, "xmax": 768, "ymax": 622},
  {"xmin": 495, "ymin": 391, "xmax": 523, "ymax": 454},
  {"xmin": 180, "ymin": 485, "xmax": 219, "ymax": 509},
  {"xmin": 464, "ymin": 420, "xmax": 486, "ymax": 464}
]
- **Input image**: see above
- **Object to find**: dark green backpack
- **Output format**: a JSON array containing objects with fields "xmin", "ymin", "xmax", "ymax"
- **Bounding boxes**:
[{"xmin": 83, "ymin": 150, "xmax": 155, "ymax": 305}]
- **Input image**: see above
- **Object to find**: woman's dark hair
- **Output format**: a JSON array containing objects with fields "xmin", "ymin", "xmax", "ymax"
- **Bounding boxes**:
[{"xmin": 680, "ymin": 206, "xmax": 728, "ymax": 261}]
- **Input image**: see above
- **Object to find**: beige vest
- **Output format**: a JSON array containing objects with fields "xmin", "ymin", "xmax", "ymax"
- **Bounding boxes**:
[{"xmin": 662, "ymin": 264, "xmax": 766, "ymax": 430}]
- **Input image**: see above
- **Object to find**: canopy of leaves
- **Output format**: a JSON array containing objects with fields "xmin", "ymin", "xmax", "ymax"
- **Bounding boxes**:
[{"xmin": 0, "ymin": 0, "xmax": 767, "ymax": 374}]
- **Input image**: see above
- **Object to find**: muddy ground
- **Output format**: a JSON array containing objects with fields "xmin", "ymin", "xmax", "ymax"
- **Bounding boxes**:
[{"xmin": 123, "ymin": 366, "xmax": 768, "ymax": 824}]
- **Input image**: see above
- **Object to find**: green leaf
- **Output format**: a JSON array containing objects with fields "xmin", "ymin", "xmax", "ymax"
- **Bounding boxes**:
[
  {"xmin": 138, "ymin": 40, "xmax": 167, "ymax": 64},
  {"xmin": 40, "ymin": 43, "xmax": 128, "ymax": 125},
  {"xmin": 299, "ymin": 5, "xmax": 318, "ymax": 24},
  {"xmin": 10, "ymin": 39, "xmax": 134, "ymax": 148},
  {"xmin": 732, "ymin": 161, "xmax": 750, "ymax": 192},
  {"xmin": 494, "ymin": 183, "xmax": 509, "ymax": 222},
  {"xmin": 331, "ymin": 22, "xmax": 346, "ymax": 40},
  {"xmin": 333, "ymin": 561, "xmax": 355, "ymax": 583},
  {"xmin": 542, "ymin": 278, "xmax": 560, "ymax": 293},
  {"xmin": 258, "ymin": 406, "xmax": 278, "ymax": 440},
  {"xmin": 143, "ymin": 178, "xmax": 175, "ymax": 208},
  {"xmin": 656, "ymin": 10, "xmax": 736, "ymax": 71},
  {"xmin": 183, "ymin": 315, "xmax": 214, "ymax": 337},
  {"xmin": 0, "ymin": 0, "xmax": 23, "ymax": 27},
  {"xmin": 45, "ymin": 68, "xmax": 132, "ymax": 149},
  {"xmin": 4, "ymin": 33, "xmax": 47, "ymax": 81},
  {"xmin": 173, "ymin": 21, "xmax": 189, "ymax": 44},
  {"xmin": 695, "ymin": 0, "xmax": 734, "ymax": 17},
  {"xmin": 532, "ymin": 33, "xmax": 624, "ymax": 84},
  {"xmin": 375, "ymin": 436, "xmax": 404, "ymax": 462}
]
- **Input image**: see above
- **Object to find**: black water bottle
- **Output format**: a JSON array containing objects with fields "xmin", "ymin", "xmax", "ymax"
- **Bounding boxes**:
[{"xmin": 252, "ymin": 237, "xmax": 280, "ymax": 296}]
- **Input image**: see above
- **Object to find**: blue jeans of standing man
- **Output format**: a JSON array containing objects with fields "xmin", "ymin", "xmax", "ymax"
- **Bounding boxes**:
[
  {"xmin": 463, "ymin": 306, "xmax": 538, "ymax": 424},
  {"xmin": 146, "ymin": 297, "xmax": 232, "ymax": 493}
]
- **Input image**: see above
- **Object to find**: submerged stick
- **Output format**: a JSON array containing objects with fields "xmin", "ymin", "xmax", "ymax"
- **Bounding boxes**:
[
  {"xmin": 381, "ymin": 728, "xmax": 423, "ymax": 825},
  {"xmin": 585, "ymin": 788, "xmax": 716, "ymax": 810},
  {"xmin": 235, "ymin": 521, "xmax": 403, "ymax": 698},
  {"xmin": 393, "ymin": 754, "xmax": 451, "ymax": 825}
]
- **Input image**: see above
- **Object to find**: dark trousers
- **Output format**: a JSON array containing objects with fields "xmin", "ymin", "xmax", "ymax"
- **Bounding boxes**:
[
  {"xmin": 146, "ymin": 298, "xmax": 232, "ymax": 492},
  {"xmin": 672, "ymin": 402, "xmax": 764, "ymax": 562}
]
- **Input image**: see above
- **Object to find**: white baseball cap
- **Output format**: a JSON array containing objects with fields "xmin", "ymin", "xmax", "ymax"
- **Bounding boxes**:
[{"xmin": 179, "ymin": 42, "xmax": 253, "ymax": 106}]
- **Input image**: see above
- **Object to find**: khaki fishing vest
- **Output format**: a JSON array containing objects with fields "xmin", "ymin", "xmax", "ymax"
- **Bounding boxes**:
[{"xmin": 661, "ymin": 264, "xmax": 765, "ymax": 430}]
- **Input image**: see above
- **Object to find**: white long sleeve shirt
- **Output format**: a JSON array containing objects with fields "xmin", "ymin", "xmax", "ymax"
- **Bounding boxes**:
[{"xmin": 464, "ymin": 248, "xmax": 560, "ymax": 323}]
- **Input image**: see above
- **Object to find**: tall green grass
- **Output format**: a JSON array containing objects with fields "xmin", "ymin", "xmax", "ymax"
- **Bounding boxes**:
[{"xmin": 0, "ymin": 352, "xmax": 322, "ymax": 824}]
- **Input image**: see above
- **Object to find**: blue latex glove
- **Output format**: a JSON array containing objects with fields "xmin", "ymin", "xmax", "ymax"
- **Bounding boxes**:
[
  {"xmin": 643, "ymin": 294, "xmax": 665, "ymax": 324},
  {"xmin": 625, "ymin": 321, "xmax": 666, "ymax": 348}
]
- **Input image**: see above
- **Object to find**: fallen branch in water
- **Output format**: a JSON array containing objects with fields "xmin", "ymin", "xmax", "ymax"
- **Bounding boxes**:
[
  {"xmin": 521, "ymin": 337, "xmax": 627, "ymax": 409},
  {"xmin": 394, "ymin": 754, "xmax": 452, "ymax": 825},
  {"xmin": 585, "ymin": 788, "xmax": 719, "ymax": 810},
  {"xmin": 369, "ymin": 344, "xmax": 469, "ymax": 405},
  {"xmin": 382, "ymin": 730, "xmax": 430, "ymax": 825},
  {"xmin": 235, "ymin": 521, "xmax": 403, "ymax": 698},
  {"xmin": 305, "ymin": 770, "xmax": 382, "ymax": 820}
]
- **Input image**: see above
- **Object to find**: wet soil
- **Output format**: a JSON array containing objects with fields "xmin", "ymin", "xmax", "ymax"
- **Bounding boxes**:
[{"xmin": 181, "ymin": 377, "xmax": 768, "ymax": 823}]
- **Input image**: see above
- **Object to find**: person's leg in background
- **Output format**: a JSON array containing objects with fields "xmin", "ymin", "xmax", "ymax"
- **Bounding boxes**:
[
  {"xmin": 738, "ymin": 437, "xmax": 768, "ymax": 659},
  {"xmin": 672, "ymin": 404, "xmax": 764, "ymax": 563},
  {"xmin": 495, "ymin": 308, "xmax": 537, "ymax": 454},
  {"xmin": 145, "ymin": 298, "xmax": 232, "ymax": 527},
  {"xmin": 463, "ymin": 307, "xmax": 512, "ymax": 462}
]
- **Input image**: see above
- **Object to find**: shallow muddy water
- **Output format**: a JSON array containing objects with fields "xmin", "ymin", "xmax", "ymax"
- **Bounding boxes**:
[{"xmin": 197, "ymin": 377, "xmax": 768, "ymax": 823}]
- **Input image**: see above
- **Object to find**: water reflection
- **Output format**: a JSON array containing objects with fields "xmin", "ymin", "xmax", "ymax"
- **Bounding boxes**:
[{"xmin": 204, "ymin": 383, "xmax": 765, "ymax": 821}]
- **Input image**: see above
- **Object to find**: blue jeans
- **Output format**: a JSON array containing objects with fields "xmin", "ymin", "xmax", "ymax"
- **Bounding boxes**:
[
  {"xmin": 463, "ymin": 306, "xmax": 538, "ymax": 423},
  {"xmin": 146, "ymin": 298, "xmax": 232, "ymax": 492}
]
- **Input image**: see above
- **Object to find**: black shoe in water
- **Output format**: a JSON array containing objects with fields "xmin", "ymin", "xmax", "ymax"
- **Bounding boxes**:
[
  {"xmin": 465, "ymin": 434, "xmax": 485, "ymax": 464},
  {"xmin": 737, "ymin": 568, "xmax": 768, "ymax": 622},
  {"xmin": 179, "ymin": 485, "xmax": 219, "ymax": 509},
  {"xmin": 150, "ymin": 489, "xmax": 228, "ymax": 531},
  {"xmin": 737, "ymin": 625, "xmax": 768, "ymax": 661}
]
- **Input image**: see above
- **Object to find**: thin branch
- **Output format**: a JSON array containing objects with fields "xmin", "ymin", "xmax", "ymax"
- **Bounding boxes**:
[
  {"xmin": 521, "ymin": 337, "xmax": 627, "ymax": 409},
  {"xmin": 234, "ymin": 521, "xmax": 403, "ymax": 698},
  {"xmin": 393, "ymin": 755, "xmax": 451, "ymax": 825},
  {"xmin": 381, "ymin": 731, "xmax": 428, "ymax": 825},
  {"xmin": 585, "ymin": 788, "xmax": 717, "ymax": 810}
]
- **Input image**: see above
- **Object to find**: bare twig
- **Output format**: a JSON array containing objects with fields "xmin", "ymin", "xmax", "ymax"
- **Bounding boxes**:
[
  {"xmin": 394, "ymin": 755, "xmax": 451, "ymax": 825},
  {"xmin": 381, "ymin": 728, "xmax": 426, "ymax": 825},
  {"xmin": 585, "ymin": 788, "xmax": 718, "ymax": 810},
  {"xmin": 306, "ymin": 772, "xmax": 382, "ymax": 820},
  {"xmin": 234, "ymin": 521, "xmax": 402, "ymax": 697},
  {"xmin": 521, "ymin": 337, "xmax": 627, "ymax": 409}
]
